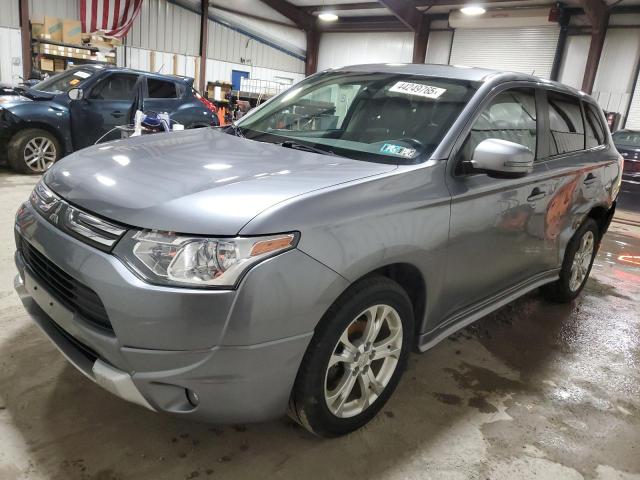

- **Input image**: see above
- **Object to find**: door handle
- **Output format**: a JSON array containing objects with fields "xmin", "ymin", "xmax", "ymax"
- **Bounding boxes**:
[
  {"xmin": 583, "ymin": 173, "xmax": 597, "ymax": 184},
  {"xmin": 111, "ymin": 111, "xmax": 124, "ymax": 118},
  {"xmin": 527, "ymin": 187, "xmax": 547, "ymax": 202}
]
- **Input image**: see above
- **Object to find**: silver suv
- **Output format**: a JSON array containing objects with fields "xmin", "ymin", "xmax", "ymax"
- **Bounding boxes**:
[{"xmin": 14, "ymin": 64, "xmax": 622, "ymax": 437}]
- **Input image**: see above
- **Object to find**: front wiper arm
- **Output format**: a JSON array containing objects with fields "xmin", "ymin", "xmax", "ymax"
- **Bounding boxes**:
[{"xmin": 279, "ymin": 140, "xmax": 339, "ymax": 157}]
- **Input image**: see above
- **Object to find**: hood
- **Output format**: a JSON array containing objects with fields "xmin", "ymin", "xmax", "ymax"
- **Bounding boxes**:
[{"xmin": 45, "ymin": 128, "xmax": 397, "ymax": 235}]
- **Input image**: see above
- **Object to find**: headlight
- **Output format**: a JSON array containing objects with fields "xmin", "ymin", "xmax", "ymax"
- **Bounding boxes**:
[{"xmin": 115, "ymin": 230, "xmax": 298, "ymax": 288}]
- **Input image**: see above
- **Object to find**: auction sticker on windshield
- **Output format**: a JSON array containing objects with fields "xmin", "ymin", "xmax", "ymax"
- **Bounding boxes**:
[{"xmin": 389, "ymin": 82, "xmax": 446, "ymax": 99}]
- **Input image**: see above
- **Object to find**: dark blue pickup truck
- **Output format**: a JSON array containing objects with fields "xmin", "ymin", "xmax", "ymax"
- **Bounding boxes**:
[{"xmin": 0, "ymin": 66, "xmax": 218, "ymax": 173}]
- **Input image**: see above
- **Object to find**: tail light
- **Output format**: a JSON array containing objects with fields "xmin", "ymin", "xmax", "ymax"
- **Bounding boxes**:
[{"xmin": 195, "ymin": 91, "xmax": 217, "ymax": 114}]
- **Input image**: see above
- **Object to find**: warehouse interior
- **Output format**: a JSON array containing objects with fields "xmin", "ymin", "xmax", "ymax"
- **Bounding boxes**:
[{"xmin": 0, "ymin": 0, "xmax": 639, "ymax": 479}]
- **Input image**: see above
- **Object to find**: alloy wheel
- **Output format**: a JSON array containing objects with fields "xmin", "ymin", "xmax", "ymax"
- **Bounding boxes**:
[
  {"xmin": 24, "ymin": 137, "xmax": 57, "ymax": 172},
  {"xmin": 324, "ymin": 304, "xmax": 403, "ymax": 418},
  {"xmin": 569, "ymin": 230, "xmax": 595, "ymax": 292}
]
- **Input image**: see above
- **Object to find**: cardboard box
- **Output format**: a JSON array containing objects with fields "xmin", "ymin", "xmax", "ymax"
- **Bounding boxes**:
[
  {"xmin": 31, "ymin": 21, "xmax": 44, "ymax": 39},
  {"xmin": 40, "ymin": 58, "xmax": 54, "ymax": 72},
  {"xmin": 43, "ymin": 16, "xmax": 62, "ymax": 42},
  {"xmin": 54, "ymin": 59, "xmax": 65, "ymax": 72},
  {"xmin": 62, "ymin": 19, "xmax": 82, "ymax": 45}
]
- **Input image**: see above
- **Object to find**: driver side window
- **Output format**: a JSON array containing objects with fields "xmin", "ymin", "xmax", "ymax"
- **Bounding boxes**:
[
  {"xmin": 88, "ymin": 73, "xmax": 139, "ymax": 101},
  {"xmin": 458, "ymin": 88, "xmax": 537, "ymax": 167}
]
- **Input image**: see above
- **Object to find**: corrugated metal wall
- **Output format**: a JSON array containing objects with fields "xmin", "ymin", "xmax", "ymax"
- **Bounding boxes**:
[
  {"xmin": 558, "ymin": 35, "xmax": 590, "ymax": 90},
  {"xmin": 0, "ymin": 26, "xmax": 21, "ymax": 84},
  {"xmin": 449, "ymin": 26, "xmax": 560, "ymax": 79},
  {"xmin": 207, "ymin": 19, "xmax": 303, "ymax": 74},
  {"xmin": 426, "ymin": 31, "xmax": 453, "ymax": 65},
  {"xmin": 592, "ymin": 28, "xmax": 640, "ymax": 121},
  {"xmin": 626, "ymin": 74, "xmax": 640, "ymax": 130},
  {"xmin": 0, "ymin": 0, "xmax": 19, "ymax": 28},
  {"xmin": 127, "ymin": 0, "xmax": 200, "ymax": 56},
  {"xmin": 125, "ymin": 0, "xmax": 303, "ymax": 74},
  {"xmin": 29, "ymin": 0, "xmax": 79, "ymax": 20},
  {"xmin": 317, "ymin": 32, "xmax": 414, "ymax": 71}
]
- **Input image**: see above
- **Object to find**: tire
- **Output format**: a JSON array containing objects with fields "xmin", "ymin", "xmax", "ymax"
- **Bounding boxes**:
[
  {"xmin": 8, "ymin": 128, "xmax": 61, "ymax": 174},
  {"xmin": 289, "ymin": 276, "xmax": 414, "ymax": 437},
  {"xmin": 541, "ymin": 218, "xmax": 599, "ymax": 303}
]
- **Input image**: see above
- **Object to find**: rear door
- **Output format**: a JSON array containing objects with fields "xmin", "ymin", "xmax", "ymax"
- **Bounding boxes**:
[
  {"xmin": 540, "ymin": 90, "xmax": 611, "ymax": 258},
  {"xmin": 70, "ymin": 72, "xmax": 140, "ymax": 149},
  {"xmin": 443, "ymin": 84, "xmax": 555, "ymax": 318}
]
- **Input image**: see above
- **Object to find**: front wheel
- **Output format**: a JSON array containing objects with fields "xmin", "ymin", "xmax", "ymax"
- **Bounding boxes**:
[
  {"xmin": 8, "ymin": 128, "xmax": 61, "ymax": 174},
  {"xmin": 541, "ymin": 218, "xmax": 599, "ymax": 303},
  {"xmin": 289, "ymin": 276, "xmax": 414, "ymax": 437}
]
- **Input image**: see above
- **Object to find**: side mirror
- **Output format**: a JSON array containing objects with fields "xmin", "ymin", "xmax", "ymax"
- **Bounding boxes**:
[
  {"xmin": 470, "ymin": 138, "xmax": 534, "ymax": 178},
  {"xmin": 68, "ymin": 88, "xmax": 84, "ymax": 101}
]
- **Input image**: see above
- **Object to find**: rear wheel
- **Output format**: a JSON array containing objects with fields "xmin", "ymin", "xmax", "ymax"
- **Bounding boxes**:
[
  {"xmin": 541, "ymin": 218, "xmax": 599, "ymax": 303},
  {"xmin": 8, "ymin": 128, "xmax": 61, "ymax": 174},
  {"xmin": 289, "ymin": 276, "xmax": 414, "ymax": 437}
]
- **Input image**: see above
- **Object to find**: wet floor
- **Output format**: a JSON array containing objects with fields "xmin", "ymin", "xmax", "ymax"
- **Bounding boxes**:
[{"xmin": 0, "ymin": 170, "xmax": 638, "ymax": 480}]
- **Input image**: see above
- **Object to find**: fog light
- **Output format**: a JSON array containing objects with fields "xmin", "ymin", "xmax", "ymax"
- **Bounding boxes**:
[{"xmin": 186, "ymin": 389, "xmax": 200, "ymax": 407}]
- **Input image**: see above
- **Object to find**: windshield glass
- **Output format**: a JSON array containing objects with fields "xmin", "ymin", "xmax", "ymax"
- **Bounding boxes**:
[
  {"xmin": 613, "ymin": 130, "xmax": 640, "ymax": 147},
  {"xmin": 33, "ymin": 68, "xmax": 99, "ymax": 93},
  {"xmin": 236, "ymin": 71, "xmax": 479, "ymax": 163}
]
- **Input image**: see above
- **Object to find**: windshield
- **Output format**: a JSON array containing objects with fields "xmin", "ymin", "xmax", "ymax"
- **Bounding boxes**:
[
  {"xmin": 613, "ymin": 130, "xmax": 640, "ymax": 147},
  {"xmin": 236, "ymin": 71, "xmax": 479, "ymax": 163},
  {"xmin": 33, "ymin": 68, "xmax": 99, "ymax": 94}
]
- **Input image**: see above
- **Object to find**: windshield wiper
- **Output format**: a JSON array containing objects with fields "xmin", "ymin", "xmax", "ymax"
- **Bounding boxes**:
[
  {"xmin": 226, "ymin": 123, "xmax": 245, "ymax": 138},
  {"xmin": 279, "ymin": 140, "xmax": 339, "ymax": 157}
]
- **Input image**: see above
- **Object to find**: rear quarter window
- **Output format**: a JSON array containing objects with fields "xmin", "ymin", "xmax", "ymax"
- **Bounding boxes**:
[
  {"xmin": 146, "ymin": 78, "xmax": 178, "ymax": 99},
  {"xmin": 547, "ymin": 91, "xmax": 584, "ymax": 156},
  {"xmin": 584, "ymin": 102, "xmax": 606, "ymax": 148}
]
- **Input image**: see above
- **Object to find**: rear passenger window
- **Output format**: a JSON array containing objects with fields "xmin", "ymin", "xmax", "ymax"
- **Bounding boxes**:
[
  {"xmin": 458, "ymin": 88, "xmax": 537, "ymax": 164},
  {"xmin": 584, "ymin": 103, "xmax": 606, "ymax": 148},
  {"xmin": 147, "ymin": 79, "xmax": 178, "ymax": 98},
  {"xmin": 547, "ymin": 91, "xmax": 584, "ymax": 155}
]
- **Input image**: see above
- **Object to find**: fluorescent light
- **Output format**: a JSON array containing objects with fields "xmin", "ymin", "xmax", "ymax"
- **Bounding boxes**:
[
  {"xmin": 460, "ymin": 5, "xmax": 486, "ymax": 15},
  {"xmin": 318, "ymin": 12, "xmax": 338, "ymax": 21}
]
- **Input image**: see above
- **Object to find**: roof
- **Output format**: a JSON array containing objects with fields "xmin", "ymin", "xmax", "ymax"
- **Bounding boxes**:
[
  {"xmin": 69, "ymin": 64, "xmax": 194, "ymax": 83},
  {"xmin": 331, "ymin": 63, "xmax": 589, "ymax": 99}
]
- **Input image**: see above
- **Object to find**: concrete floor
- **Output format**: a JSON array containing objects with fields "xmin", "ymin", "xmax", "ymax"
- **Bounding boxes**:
[{"xmin": 0, "ymin": 168, "xmax": 638, "ymax": 480}]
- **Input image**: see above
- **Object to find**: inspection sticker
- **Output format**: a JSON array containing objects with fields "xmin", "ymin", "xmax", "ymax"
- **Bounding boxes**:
[
  {"xmin": 380, "ymin": 144, "xmax": 417, "ymax": 158},
  {"xmin": 389, "ymin": 81, "xmax": 446, "ymax": 99},
  {"xmin": 74, "ymin": 71, "xmax": 91, "ymax": 79}
]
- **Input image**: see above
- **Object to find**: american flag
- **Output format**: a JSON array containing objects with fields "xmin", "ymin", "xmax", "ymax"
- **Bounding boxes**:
[{"xmin": 80, "ymin": 0, "xmax": 143, "ymax": 38}]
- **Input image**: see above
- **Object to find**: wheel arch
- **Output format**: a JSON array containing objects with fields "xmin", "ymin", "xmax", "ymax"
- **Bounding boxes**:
[
  {"xmin": 353, "ymin": 263, "xmax": 427, "ymax": 348},
  {"xmin": 10, "ymin": 122, "xmax": 69, "ymax": 156}
]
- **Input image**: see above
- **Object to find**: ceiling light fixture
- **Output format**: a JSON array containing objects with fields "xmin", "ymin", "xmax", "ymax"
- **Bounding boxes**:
[
  {"xmin": 460, "ymin": 5, "xmax": 486, "ymax": 15},
  {"xmin": 318, "ymin": 12, "xmax": 339, "ymax": 21}
]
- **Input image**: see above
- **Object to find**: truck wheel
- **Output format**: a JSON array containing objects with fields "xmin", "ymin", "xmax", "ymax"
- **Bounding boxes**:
[
  {"xmin": 8, "ymin": 129, "xmax": 61, "ymax": 174},
  {"xmin": 289, "ymin": 276, "xmax": 414, "ymax": 437},
  {"xmin": 541, "ymin": 218, "xmax": 599, "ymax": 303}
]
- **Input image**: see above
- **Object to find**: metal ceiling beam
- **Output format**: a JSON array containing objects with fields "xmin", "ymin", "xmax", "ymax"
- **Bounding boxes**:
[
  {"xmin": 302, "ymin": 0, "xmax": 550, "ymax": 12},
  {"xmin": 258, "ymin": 0, "xmax": 316, "ymax": 30},
  {"xmin": 579, "ymin": 0, "xmax": 609, "ymax": 93},
  {"xmin": 258, "ymin": 0, "xmax": 319, "ymax": 74},
  {"xmin": 377, "ymin": 0, "xmax": 430, "ymax": 62}
]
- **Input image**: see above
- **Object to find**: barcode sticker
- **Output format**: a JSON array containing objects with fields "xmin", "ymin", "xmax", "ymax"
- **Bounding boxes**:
[{"xmin": 389, "ymin": 82, "xmax": 446, "ymax": 99}]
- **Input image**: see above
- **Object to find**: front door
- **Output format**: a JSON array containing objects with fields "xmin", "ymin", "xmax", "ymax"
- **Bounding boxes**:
[
  {"xmin": 442, "ymin": 86, "xmax": 555, "ymax": 319},
  {"xmin": 70, "ymin": 72, "xmax": 140, "ymax": 150}
]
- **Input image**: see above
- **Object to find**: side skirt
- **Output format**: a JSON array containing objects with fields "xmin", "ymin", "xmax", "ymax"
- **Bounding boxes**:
[{"xmin": 417, "ymin": 269, "xmax": 560, "ymax": 353}]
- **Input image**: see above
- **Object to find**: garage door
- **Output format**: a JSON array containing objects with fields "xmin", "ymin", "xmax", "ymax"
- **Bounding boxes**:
[
  {"xmin": 449, "ymin": 26, "xmax": 560, "ymax": 79},
  {"xmin": 626, "ymin": 74, "xmax": 640, "ymax": 130}
]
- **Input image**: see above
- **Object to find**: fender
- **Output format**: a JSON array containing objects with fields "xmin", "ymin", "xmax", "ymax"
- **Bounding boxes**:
[{"xmin": 0, "ymin": 101, "xmax": 73, "ymax": 155}]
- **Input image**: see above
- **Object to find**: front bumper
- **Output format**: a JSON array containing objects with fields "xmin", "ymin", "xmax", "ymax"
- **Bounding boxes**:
[{"xmin": 14, "ymin": 201, "xmax": 348, "ymax": 422}]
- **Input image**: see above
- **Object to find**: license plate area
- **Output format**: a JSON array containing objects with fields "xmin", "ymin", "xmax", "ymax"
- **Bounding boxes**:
[{"xmin": 24, "ymin": 270, "xmax": 74, "ymax": 327}]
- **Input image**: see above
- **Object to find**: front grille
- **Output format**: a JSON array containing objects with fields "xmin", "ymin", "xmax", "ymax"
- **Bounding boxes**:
[{"xmin": 18, "ymin": 237, "xmax": 113, "ymax": 332}]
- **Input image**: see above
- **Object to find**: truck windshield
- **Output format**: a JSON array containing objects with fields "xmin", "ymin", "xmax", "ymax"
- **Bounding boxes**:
[
  {"xmin": 235, "ymin": 71, "xmax": 478, "ymax": 163},
  {"xmin": 33, "ymin": 68, "xmax": 99, "ymax": 94}
]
